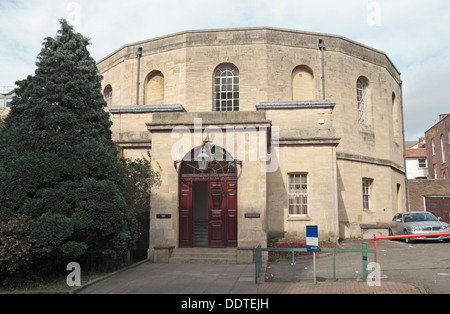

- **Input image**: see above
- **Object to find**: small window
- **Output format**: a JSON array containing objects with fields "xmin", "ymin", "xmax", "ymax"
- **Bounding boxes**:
[
  {"xmin": 288, "ymin": 173, "xmax": 308, "ymax": 216},
  {"xmin": 214, "ymin": 64, "xmax": 239, "ymax": 112},
  {"xmin": 362, "ymin": 178, "xmax": 373, "ymax": 210},
  {"xmin": 434, "ymin": 164, "xmax": 437, "ymax": 179},
  {"xmin": 441, "ymin": 135, "xmax": 446, "ymax": 163},
  {"xmin": 418, "ymin": 158, "xmax": 426, "ymax": 168},
  {"xmin": 432, "ymin": 138, "xmax": 436, "ymax": 155}
]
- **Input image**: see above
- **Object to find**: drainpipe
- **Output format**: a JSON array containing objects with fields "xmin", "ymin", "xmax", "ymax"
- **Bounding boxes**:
[
  {"xmin": 399, "ymin": 79, "xmax": 409, "ymax": 212},
  {"xmin": 319, "ymin": 39, "xmax": 326, "ymax": 100},
  {"xmin": 136, "ymin": 47, "xmax": 143, "ymax": 106}
]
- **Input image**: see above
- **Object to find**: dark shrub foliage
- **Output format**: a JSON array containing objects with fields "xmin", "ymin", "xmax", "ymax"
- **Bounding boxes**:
[{"xmin": 0, "ymin": 20, "xmax": 137, "ymax": 288}]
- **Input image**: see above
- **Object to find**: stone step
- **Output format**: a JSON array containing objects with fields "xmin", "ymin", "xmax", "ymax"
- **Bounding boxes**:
[
  {"xmin": 169, "ymin": 248, "xmax": 237, "ymax": 264},
  {"xmin": 193, "ymin": 221, "xmax": 208, "ymax": 247}
]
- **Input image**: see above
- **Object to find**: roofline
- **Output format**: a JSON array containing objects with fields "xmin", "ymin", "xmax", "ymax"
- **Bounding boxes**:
[
  {"xmin": 96, "ymin": 26, "xmax": 400, "ymax": 76},
  {"xmin": 425, "ymin": 113, "xmax": 450, "ymax": 135}
]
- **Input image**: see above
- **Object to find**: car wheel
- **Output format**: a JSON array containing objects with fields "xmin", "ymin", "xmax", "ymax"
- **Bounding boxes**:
[
  {"xmin": 388, "ymin": 228, "xmax": 394, "ymax": 238},
  {"xmin": 403, "ymin": 229, "xmax": 410, "ymax": 243}
]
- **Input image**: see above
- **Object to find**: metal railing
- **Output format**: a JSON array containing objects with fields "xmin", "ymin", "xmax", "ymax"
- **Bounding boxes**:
[{"xmin": 254, "ymin": 243, "xmax": 376, "ymax": 284}]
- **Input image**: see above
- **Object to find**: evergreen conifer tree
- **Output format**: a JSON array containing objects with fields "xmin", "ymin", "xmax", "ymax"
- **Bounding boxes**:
[{"xmin": 0, "ymin": 20, "xmax": 137, "ymax": 284}]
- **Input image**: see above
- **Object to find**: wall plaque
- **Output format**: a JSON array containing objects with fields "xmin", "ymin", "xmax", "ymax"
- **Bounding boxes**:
[
  {"xmin": 156, "ymin": 214, "xmax": 172, "ymax": 219},
  {"xmin": 245, "ymin": 213, "xmax": 260, "ymax": 218}
]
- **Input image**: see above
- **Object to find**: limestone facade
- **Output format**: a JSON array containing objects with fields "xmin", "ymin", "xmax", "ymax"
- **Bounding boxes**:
[{"xmin": 96, "ymin": 27, "xmax": 406, "ymax": 261}]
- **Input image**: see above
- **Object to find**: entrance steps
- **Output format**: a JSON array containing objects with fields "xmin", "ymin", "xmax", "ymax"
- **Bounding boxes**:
[
  {"xmin": 169, "ymin": 248, "xmax": 237, "ymax": 264},
  {"xmin": 193, "ymin": 220, "xmax": 208, "ymax": 247}
]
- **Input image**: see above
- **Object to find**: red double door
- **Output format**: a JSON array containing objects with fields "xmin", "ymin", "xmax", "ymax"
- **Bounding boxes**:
[{"xmin": 179, "ymin": 176, "xmax": 237, "ymax": 248}]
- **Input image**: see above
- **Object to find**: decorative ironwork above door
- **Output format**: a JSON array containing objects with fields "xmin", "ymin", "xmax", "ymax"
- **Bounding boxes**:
[{"xmin": 175, "ymin": 144, "xmax": 242, "ymax": 176}]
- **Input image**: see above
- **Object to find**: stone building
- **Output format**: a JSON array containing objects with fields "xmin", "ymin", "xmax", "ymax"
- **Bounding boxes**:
[
  {"xmin": 0, "ymin": 87, "xmax": 15, "ymax": 121},
  {"xmin": 96, "ymin": 27, "xmax": 406, "ymax": 262}
]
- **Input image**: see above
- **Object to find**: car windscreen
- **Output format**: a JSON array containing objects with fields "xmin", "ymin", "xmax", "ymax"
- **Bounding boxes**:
[{"xmin": 403, "ymin": 212, "xmax": 438, "ymax": 222}]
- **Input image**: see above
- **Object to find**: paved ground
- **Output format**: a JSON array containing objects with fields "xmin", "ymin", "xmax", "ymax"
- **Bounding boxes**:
[
  {"xmin": 76, "ymin": 240, "xmax": 427, "ymax": 295},
  {"xmin": 76, "ymin": 261, "xmax": 421, "ymax": 294}
]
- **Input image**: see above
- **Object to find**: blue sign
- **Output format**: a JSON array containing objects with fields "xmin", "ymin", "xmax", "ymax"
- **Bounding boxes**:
[{"xmin": 306, "ymin": 225, "xmax": 319, "ymax": 251}]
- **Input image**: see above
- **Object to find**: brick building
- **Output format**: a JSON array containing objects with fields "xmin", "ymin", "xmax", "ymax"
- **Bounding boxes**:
[
  {"xmin": 96, "ymin": 27, "xmax": 406, "ymax": 262},
  {"xmin": 425, "ymin": 114, "xmax": 450, "ymax": 179},
  {"xmin": 407, "ymin": 180, "xmax": 450, "ymax": 223}
]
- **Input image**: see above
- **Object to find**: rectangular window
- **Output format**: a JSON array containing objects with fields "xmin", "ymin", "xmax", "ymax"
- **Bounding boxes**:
[
  {"xmin": 288, "ymin": 173, "xmax": 308, "ymax": 216},
  {"xmin": 432, "ymin": 138, "xmax": 436, "ymax": 155},
  {"xmin": 362, "ymin": 178, "xmax": 373, "ymax": 210},
  {"xmin": 418, "ymin": 158, "xmax": 426, "ymax": 168}
]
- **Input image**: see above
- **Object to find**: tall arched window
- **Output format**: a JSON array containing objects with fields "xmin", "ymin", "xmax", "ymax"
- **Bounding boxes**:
[
  {"xmin": 392, "ymin": 92, "xmax": 399, "ymax": 140},
  {"xmin": 292, "ymin": 65, "xmax": 314, "ymax": 100},
  {"xmin": 214, "ymin": 64, "xmax": 239, "ymax": 112},
  {"xmin": 144, "ymin": 71, "xmax": 164, "ymax": 105},
  {"xmin": 357, "ymin": 77, "xmax": 369, "ymax": 125},
  {"xmin": 103, "ymin": 85, "xmax": 113, "ymax": 108}
]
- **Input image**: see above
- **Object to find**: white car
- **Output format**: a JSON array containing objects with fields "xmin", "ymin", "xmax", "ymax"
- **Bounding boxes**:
[{"xmin": 389, "ymin": 211, "xmax": 450, "ymax": 243}]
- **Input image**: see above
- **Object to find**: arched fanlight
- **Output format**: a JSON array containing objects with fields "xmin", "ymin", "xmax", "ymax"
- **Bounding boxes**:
[{"xmin": 177, "ymin": 143, "xmax": 241, "ymax": 176}]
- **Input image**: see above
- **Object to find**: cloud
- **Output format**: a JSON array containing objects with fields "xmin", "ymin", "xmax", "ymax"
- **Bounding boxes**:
[{"xmin": 402, "ymin": 51, "xmax": 450, "ymax": 140}]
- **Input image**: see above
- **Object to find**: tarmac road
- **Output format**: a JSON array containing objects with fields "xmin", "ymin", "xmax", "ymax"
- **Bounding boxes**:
[
  {"xmin": 369, "ymin": 239, "xmax": 450, "ymax": 294},
  {"xmin": 265, "ymin": 239, "xmax": 450, "ymax": 294}
]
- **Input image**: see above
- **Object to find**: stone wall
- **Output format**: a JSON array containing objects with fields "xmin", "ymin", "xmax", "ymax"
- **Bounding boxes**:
[{"xmin": 97, "ymin": 27, "xmax": 406, "ymax": 246}]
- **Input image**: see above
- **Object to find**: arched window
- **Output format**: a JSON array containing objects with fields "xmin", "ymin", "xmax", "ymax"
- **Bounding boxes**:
[
  {"xmin": 214, "ymin": 64, "xmax": 239, "ymax": 112},
  {"xmin": 392, "ymin": 92, "xmax": 399, "ymax": 140},
  {"xmin": 144, "ymin": 71, "xmax": 164, "ymax": 105},
  {"xmin": 103, "ymin": 85, "xmax": 113, "ymax": 108},
  {"xmin": 292, "ymin": 65, "xmax": 314, "ymax": 100},
  {"xmin": 357, "ymin": 77, "xmax": 369, "ymax": 125}
]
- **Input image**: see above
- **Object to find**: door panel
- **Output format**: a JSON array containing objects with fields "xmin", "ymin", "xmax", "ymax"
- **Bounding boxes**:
[
  {"xmin": 209, "ymin": 182, "xmax": 226, "ymax": 248},
  {"xmin": 179, "ymin": 181, "xmax": 193, "ymax": 248},
  {"xmin": 226, "ymin": 181, "xmax": 238, "ymax": 247}
]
